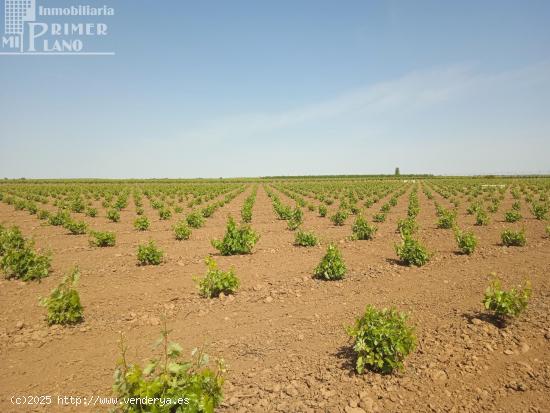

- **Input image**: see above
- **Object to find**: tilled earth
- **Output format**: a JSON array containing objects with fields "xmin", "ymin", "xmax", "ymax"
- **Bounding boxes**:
[{"xmin": 0, "ymin": 184, "xmax": 549, "ymax": 413}]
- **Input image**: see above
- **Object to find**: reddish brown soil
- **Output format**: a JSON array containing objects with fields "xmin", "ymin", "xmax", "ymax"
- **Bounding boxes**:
[{"xmin": 1, "ymin": 184, "xmax": 549, "ymax": 413}]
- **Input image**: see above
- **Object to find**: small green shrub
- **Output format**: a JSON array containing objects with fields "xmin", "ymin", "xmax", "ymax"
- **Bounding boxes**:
[
  {"xmin": 241, "ymin": 205, "xmax": 253, "ymax": 223},
  {"xmin": 483, "ymin": 278, "xmax": 531, "ymax": 323},
  {"xmin": 273, "ymin": 202, "xmax": 293, "ymax": 220},
  {"xmin": 352, "ymin": 216, "xmax": 377, "ymax": 240},
  {"xmin": 27, "ymin": 202, "xmax": 38, "ymax": 215},
  {"xmin": 531, "ymin": 203, "xmax": 548, "ymax": 220},
  {"xmin": 437, "ymin": 209, "xmax": 457, "ymax": 229},
  {"xmin": 318, "ymin": 205, "xmax": 327, "ymax": 217},
  {"xmin": 48, "ymin": 209, "xmax": 70, "ymax": 226},
  {"xmin": 64, "ymin": 220, "xmax": 88, "ymax": 235},
  {"xmin": 134, "ymin": 216, "xmax": 150, "ymax": 231},
  {"xmin": 173, "ymin": 220, "xmax": 192, "ymax": 240},
  {"xmin": 505, "ymin": 210, "xmax": 522, "ymax": 223},
  {"xmin": 396, "ymin": 218, "xmax": 418, "ymax": 236},
  {"xmin": 37, "ymin": 209, "xmax": 50, "ymax": 220},
  {"xmin": 89, "ymin": 231, "xmax": 116, "ymax": 247},
  {"xmin": 501, "ymin": 229, "xmax": 526, "ymax": 246},
  {"xmin": 107, "ymin": 208, "xmax": 121, "ymax": 222},
  {"xmin": 395, "ymin": 235, "xmax": 430, "ymax": 266},
  {"xmin": 455, "ymin": 228, "xmax": 477, "ymax": 255},
  {"xmin": 287, "ymin": 208, "xmax": 303, "ymax": 231},
  {"xmin": 466, "ymin": 203, "xmax": 481, "ymax": 215},
  {"xmin": 330, "ymin": 210, "xmax": 348, "ymax": 226},
  {"xmin": 113, "ymin": 324, "xmax": 225, "ymax": 413},
  {"xmin": 197, "ymin": 257, "xmax": 239, "ymax": 298},
  {"xmin": 372, "ymin": 212, "xmax": 386, "ymax": 223},
  {"xmin": 241, "ymin": 190, "xmax": 256, "ymax": 223},
  {"xmin": 151, "ymin": 199, "xmax": 163, "ymax": 210},
  {"xmin": 294, "ymin": 230, "xmax": 318, "ymax": 247},
  {"xmin": 1, "ymin": 242, "xmax": 51, "ymax": 281},
  {"xmin": 41, "ymin": 266, "xmax": 84, "ymax": 325},
  {"xmin": 70, "ymin": 198, "xmax": 85, "ymax": 213},
  {"xmin": 159, "ymin": 208, "xmax": 172, "ymax": 220},
  {"xmin": 0, "ymin": 226, "xmax": 26, "ymax": 256},
  {"xmin": 186, "ymin": 211, "xmax": 204, "ymax": 229},
  {"xmin": 347, "ymin": 306, "xmax": 416, "ymax": 374},
  {"xmin": 475, "ymin": 209, "xmax": 489, "ymax": 226},
  {"xmin": 201, "ymin": 205, "xmax": 216, "ymax": 218},
  {"xmin": 211, "ymin": 217, "xmax": 259, "ymax": 255},
  {"xmin": 313, "ymin": 244, "xmax": 346, "ymax": 280},
  {"xmin": 546, "ymin": 225, "xmax": 550, "ymax": 238},
  {"xmin": 137, "ymin": 241, "xmax": 164, "ymax": 265},
  {"xmin": 511, "ymin": 201, "xmax": 521, "ymax": 211},
  {"xmin": 114, "ymin": 196, "xmax": 128, "ymax": 210},
  {"xmin": 85, "ymin": 207, "xmax": 98, "ymax": 217},
  {"xmin": 14, "ymin": 199, "xmax": 26, "ymax": 210}
]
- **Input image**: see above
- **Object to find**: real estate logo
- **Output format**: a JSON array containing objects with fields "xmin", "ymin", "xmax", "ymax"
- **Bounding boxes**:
[{"xmin": 1, "ymin": 0, "xmax": 115, "ymax": 55}]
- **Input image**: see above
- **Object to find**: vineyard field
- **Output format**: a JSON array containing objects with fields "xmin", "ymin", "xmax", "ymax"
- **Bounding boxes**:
[{"xmin": 0, "ymin": 176, "xmax": 549, "ymax": 413}]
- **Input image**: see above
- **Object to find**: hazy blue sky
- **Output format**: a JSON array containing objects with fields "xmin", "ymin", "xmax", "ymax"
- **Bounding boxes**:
[{"xmin": 1, "ymin": 0, "xmax": 549, "ymax": 178}]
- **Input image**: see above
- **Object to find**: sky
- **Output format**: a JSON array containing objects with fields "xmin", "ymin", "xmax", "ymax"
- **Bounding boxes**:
[{"xmin": 0, "ymin": 0, "xmax": 549, "ymax": 178}]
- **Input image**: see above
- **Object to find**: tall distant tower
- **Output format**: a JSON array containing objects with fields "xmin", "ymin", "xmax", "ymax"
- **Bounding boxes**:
[{"xmin": 4, "ymin": 0, "xmax": 36, "ymax": 35}]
